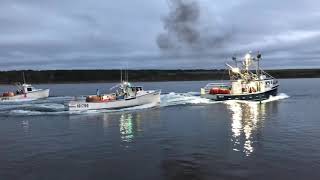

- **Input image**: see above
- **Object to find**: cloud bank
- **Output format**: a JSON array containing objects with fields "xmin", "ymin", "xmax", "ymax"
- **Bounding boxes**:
[{"xmin": 0, "ymin": 0, "xmax": 319, "ymax": 69}]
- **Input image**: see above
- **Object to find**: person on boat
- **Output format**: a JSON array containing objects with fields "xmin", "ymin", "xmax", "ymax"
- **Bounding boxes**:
[
  {"xmin": 16, "ymin": 89, "xmax": 23, "ymax": 95},
  {"xmin": 96, "ymin": 89, "xmax": 100, "ymax": 96}
]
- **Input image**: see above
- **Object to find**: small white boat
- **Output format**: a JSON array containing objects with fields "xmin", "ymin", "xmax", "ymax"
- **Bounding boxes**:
[
  {"xmin": 67, "ymin": 81, "xmax": 161, "ymax": 111},
  {"xmin": 0, "ymin": 83, "xmax": 50, "ymax": 102}
]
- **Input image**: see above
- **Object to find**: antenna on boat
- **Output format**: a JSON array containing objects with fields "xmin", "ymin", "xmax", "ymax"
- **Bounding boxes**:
[
  {"xmin": 125, "ymin": 62, "xmax": 129, "ymax": 82},
  {"xmin": 120, "ymin": 68, "xmax": 123, "ymax": 82},
  {"xmin": 22, "ymin": 71, "xmax": 26, "ymax": 84}
]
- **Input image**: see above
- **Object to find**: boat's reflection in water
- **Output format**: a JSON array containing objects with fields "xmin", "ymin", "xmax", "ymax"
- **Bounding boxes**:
[
  {"xmin": 68, "ymin": 109, "xmax": 160, "ymax": 145},
  {"xmin": 226, "ymin": 100, "xmax": 272, "ymax": 156},
  {"xmin": 119, "ymin": 113, "xmax": 142, "ymax": 143},
  {"xmin": 100, "ymin": 112, "xmax": 142, "ymax": 143}
]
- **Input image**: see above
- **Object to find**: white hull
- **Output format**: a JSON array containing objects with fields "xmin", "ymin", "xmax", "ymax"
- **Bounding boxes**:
[
  {"xmin": 0, "ymin": 89, "xmax": 50, "ymax": 102},
  {"xmin": 67, "ymin": 90, "xmax": 161, "ymax": 111}
]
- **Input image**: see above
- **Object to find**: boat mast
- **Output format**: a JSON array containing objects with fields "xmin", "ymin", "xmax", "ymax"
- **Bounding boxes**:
[
  {"xmin": 120, "ymin": 68, "xmax": 123, "ymax": 82},
  {"xmin": 125, "ymin": 63, "xmax": 129, "ymax": 82},
  {"xmin": 256, "ymin": 52, "xmax": 262, "ymax": 79},
  {"xmin": 22, "ymin": 71, "xmax": 26, "ymax": 84},
  {"xmin": 124, "ymin": 68, "xmax": 128, "ymax": 82},
  {"xmin": 126, "ymin": 69, "xmax": 129, "ymax": 82},
  {"xmin": 242, "ymin": 53, "xmax": 252, "ymax": 81}
]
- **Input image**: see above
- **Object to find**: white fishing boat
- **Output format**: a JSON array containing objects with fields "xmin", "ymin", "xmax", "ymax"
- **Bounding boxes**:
[
  {"xmin": 67, "ymin": 81, "xmax": 161, "ymax": 111},
  {"xmin": 201, "ymin": 52, "xmax": 279, "ymax": 101},
  {"xmin": 0, "ymin": 83, "xmax": 50, "ymax": 102}
]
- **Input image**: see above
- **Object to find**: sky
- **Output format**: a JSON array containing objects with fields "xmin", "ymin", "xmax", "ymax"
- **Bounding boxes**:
[{"xmin": 0, "ymin": 0, "xmax": 320, "ymax": 70}]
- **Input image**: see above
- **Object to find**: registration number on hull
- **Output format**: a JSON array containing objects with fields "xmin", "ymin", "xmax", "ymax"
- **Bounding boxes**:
[{"xmin": 76, "ymin": 104, "xmax": 89, "ymax": 108}]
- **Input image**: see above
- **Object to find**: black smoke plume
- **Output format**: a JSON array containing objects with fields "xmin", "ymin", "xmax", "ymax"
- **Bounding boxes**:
[{"xmin": 157, "ymin": 0, "xmax": 230, "ymax": 53}]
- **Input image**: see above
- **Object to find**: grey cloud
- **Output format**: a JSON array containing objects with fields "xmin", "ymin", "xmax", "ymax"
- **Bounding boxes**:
[{"xmin": 0, "ymin": 0, "xmax": 319, "ymax": 70}]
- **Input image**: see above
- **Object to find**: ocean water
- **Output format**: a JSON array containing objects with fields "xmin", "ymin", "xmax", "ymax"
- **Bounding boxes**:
[{"xmin": 0, "ymin": 79, "xmax": 319, "ymax": 180}]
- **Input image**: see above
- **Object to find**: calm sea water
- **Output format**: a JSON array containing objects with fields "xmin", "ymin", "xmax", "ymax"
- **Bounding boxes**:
[{"xmin": 0, "ymin": 79, "xmax": 319, "ymax": 180}]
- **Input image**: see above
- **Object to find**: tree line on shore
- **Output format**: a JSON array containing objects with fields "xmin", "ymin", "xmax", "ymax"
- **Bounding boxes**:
[{"xmin": 0, "ymin": 69, "xmax": 319, "ymax": 84}]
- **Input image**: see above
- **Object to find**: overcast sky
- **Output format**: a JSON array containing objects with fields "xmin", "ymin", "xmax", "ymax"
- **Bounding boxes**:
[{"xmin": 0, "ymin": 0, "xmax": 319, "ymax": 70}]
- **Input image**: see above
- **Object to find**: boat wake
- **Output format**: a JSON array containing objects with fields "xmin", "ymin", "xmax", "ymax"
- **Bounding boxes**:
[
  {"xmin": 160, "ymin": 92, "xmax": 215, "ymax": 107},
  {"xmin": 1, "ymin": 99, "xmax": 37, "ymax": 103},
  {"xmin": 0, "ymin": 93, "xmax": 289, "ymax": 116},
  {"xmin": 261, "ymin": 93, "xmax": 290, "ymax": 103}
]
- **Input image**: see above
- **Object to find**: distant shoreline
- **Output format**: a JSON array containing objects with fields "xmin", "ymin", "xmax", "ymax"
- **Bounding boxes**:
[{"xmin": 0, "ymin": 69, "xmax": 320, "ymax": 84}]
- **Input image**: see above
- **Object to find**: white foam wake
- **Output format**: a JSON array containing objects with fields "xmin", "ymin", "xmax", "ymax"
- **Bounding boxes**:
[
  {"xmin": 9, "ymin": 110, "xmax": 48, "ymax": 116},
  {"xmin": 261, "ymin": 93, "xmax": 290, "ymax": 103},
  {"xmin": 1, "ymin": 92, "xmax": 289, "ymax": 116},
  {"xmin": 160, "ymin": 92, "xmax": 215, "ymax": 107}
]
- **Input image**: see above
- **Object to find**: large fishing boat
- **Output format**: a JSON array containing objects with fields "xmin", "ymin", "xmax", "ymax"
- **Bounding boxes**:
[
  {"xmin": 0, "ymin": 83, "xmax": 50, "ymax": 102},
  {"xmin": 200, "ymin": 52, "xmax": 279, "ymax": 101},
  {"xmin": 67, "ymin": 81, "xmax": 161, "ymax": 111}
]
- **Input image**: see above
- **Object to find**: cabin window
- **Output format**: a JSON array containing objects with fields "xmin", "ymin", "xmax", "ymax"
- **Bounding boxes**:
[
  {"xmin": 27, "ymin": 88, "xmax": 32, "ymax": 91},
  {"xmin": 265, "ymin": 81, "xmax": 271, "ymax": 87}
]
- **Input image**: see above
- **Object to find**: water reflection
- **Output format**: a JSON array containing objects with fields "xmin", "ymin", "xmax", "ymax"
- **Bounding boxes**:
[
  {"xmin": 22, "ymin": 119, "xmax": 29, "ymax": 133},
  {"xmin": 120, "ymin": 113, "xmax": 134, "ymax": 142},
  {"xmin": 119, "ymin": 112, "xmax": 143, "ymax": 143},
  {"xmin": 226, "ymin": 101, "xmax": 267, "ymax": 156},
  {"xmin": 68, "ymin": 110, "xmax": 159, "ymax": 145}
]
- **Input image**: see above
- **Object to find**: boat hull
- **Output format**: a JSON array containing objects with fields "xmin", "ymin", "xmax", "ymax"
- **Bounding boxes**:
[
  {"xmin": 201, "ymin": 87, "xmax": 278, "ymax": 101},
  {"xmin": 0, "ymin": 89, "xmax": 50, "ymax": 102},
  {"xmin": 67, "ymin": 90, "xmax": 161, "ymax": 111}
]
